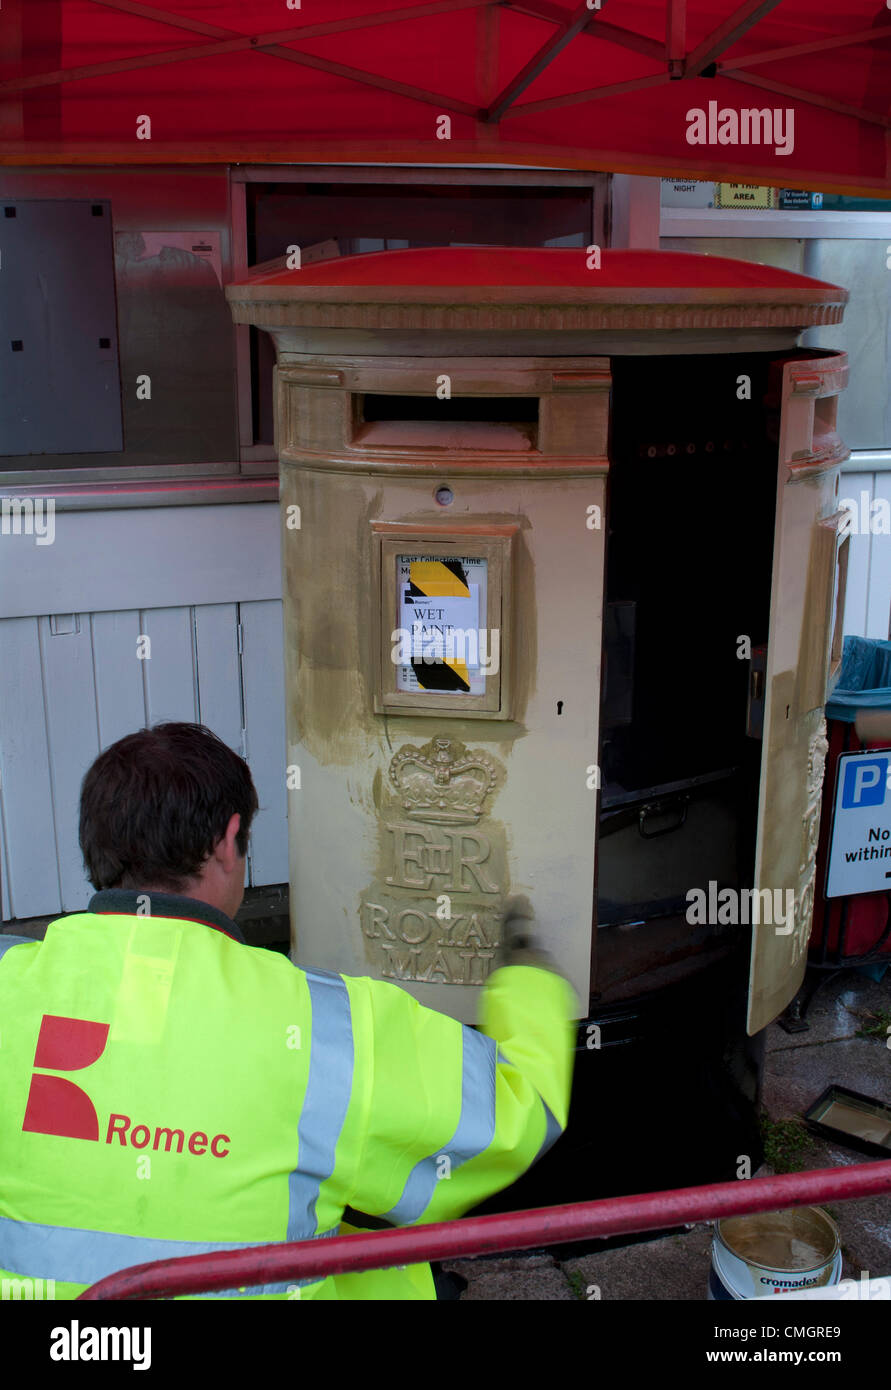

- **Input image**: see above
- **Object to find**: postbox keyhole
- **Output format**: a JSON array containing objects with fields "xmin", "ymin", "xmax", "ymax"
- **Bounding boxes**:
[{"xmin": 557, "ymin": 700, "xmax": 564, "ymax": 716}]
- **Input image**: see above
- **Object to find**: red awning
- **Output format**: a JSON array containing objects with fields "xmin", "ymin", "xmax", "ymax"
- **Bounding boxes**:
[{"xmin": 2, "ymin": 0, "xmax": 889, "ymax": 196}]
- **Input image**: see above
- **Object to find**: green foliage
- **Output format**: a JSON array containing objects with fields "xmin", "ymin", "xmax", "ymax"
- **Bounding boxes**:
[
  {"xmin": 760, "ymin": 1113, "xmax": 811, "ymax": 1174},
  {"xmin": 854, "ymin": 1007, "xmax": 891, "ymax": 1042}
]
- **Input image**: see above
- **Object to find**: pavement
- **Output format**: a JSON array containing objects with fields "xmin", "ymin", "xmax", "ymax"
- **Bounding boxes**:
[{"xmin": 442, "ymin": 967, "xmax": 891, "ymax": 1300}]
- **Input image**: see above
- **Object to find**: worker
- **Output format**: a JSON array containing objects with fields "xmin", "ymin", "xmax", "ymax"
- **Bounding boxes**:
[{"xmin": 0, "ymin": 722, "xmax": 576, "ymax": 1300}]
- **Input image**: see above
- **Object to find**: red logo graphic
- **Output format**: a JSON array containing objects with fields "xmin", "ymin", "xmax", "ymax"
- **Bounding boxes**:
[{"xmin": 22, "ymin": 1014, "xmax": 110, "ymax": 1141}]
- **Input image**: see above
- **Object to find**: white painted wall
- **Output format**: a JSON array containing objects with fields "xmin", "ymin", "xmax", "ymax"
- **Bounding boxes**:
[
  {"xmin": 0, "ymin": 503, "xmax": 287, "ymax": 922},
  {"xmin": 838, "ymin": 459, "xmax": 891, "ymax": 640}
]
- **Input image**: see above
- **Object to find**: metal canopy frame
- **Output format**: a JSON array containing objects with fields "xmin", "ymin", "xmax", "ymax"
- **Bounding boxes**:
[{"xmin": 3, "ymin": 0, "xmax": 889, "ymax": 135}]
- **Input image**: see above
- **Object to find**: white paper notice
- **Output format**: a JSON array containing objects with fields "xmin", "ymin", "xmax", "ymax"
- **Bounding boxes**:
[{"xmin": 400, "ymin": 584, "xmax": 480, "ymax": 664}]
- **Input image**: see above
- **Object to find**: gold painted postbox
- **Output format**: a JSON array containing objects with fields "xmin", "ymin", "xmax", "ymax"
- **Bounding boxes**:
[{"xmin": 227, "ymin": 247, "xmax": 849, "ymax": 1032}]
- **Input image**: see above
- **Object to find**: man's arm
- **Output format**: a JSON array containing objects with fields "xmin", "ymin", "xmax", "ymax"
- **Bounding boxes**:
[{"xmin": 341, "ymin": 962, "xmax": 576, "ymax": 1227}]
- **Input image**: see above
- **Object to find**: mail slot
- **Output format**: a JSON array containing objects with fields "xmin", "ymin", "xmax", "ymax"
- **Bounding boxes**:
[{"xmin": 227, "ymin": 247, "xmax": 850, "ymax": 1040}]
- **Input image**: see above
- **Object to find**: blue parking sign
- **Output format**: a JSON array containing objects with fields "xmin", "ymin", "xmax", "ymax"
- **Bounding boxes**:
[
  {"xmin": 841, "ymin": 756, "xmax": 889, "ymax": 809},
  {"xmin": 828, "ymin": 753, "xmax": 891, "ymax": 897}
]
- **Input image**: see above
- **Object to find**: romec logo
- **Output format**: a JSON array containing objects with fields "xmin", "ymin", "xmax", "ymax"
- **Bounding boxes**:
[
  {"xmin": 22, "ymin": 1014, "xmax": 109, "ymax": 1141},
  {"xmin": 21, "ymin": 1014, "xmax": 231, "ymax": 1157}
]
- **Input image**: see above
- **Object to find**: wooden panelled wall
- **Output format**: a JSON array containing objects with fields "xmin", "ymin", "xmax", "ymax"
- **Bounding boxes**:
[
  {"xmin": 0, "ymin": 599, "xmax": 287, "ymax": 922},
  {"xmin": 841, "ymin": 466, "xmax": 891, "ymax": 638}
]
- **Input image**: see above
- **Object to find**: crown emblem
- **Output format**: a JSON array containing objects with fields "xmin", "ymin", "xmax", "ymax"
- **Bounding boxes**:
[{"xmin": 389, "ymin": 738, "xmax": 499, "ymax": 824}]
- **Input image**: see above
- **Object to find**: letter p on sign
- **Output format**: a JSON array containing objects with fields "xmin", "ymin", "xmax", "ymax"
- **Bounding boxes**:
[{"xmin": 842, "ymin": 757, "xmax": 888, "ymax": 809}]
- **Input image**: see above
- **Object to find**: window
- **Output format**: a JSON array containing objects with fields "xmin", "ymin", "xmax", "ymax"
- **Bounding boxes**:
[{"xmin": 240, "ymin": 170, "xmax": 605, "ymax": 448}]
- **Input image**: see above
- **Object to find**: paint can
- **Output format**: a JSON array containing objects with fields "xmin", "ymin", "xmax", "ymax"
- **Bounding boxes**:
[{"xmin": 708, "ymin": 1206, "xmax": 841, "ymax": 1300}]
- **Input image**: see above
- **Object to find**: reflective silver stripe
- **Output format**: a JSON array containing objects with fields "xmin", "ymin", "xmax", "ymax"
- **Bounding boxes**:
[
  {"xmin": 531, "ymin": 1099, "xmax": 563, "ymax": 1165},
  {"xmin": 498, "ymin": 1044, "xmax": 563, "ymax": 1167},
  {"xmin": 0, "ymin": 1214, "xmax": 276, "ymax": 1286},
  {"xmin": 0, "ymin": 936, "xmax": 33, "ymax": 962},
  {"xmin": 0, "ymin": 1214, "xmax": 338, "ymax": 1298},
  {"xmin": 286, "ymin": 968, "xmax": 354, "ymax": 1242},
  {"xmin": 384, "ymin": 1026, "xmax": 496, "ymax": 1225}
]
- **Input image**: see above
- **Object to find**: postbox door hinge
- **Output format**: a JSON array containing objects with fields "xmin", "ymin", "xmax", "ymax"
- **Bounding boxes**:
[{"xmin": 746, "ymin": 644, "xmax": 767, "ymax": 740}]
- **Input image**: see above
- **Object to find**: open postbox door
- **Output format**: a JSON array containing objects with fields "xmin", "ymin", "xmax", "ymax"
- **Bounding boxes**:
[{"xmin": 747, "ymin": 350, "xmax": 850, "ymax": 1035}]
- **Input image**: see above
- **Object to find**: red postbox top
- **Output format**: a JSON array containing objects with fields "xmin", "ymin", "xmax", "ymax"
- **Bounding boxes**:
[
  {"xmin": 226, "ymin": 247, "xmax": 847, "ymax": 333},
  {"xmin": 234, "ymin": 246, "xmax": 839, "ymax": 294}
]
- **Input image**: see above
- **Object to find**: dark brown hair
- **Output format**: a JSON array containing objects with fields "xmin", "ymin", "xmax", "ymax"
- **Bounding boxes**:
[{"xmin": 79, "ymin": 723, "xmax": 259, "ymax": 892}]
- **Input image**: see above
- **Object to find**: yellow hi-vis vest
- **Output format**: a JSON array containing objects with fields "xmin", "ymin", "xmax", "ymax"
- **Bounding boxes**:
[{"xmin": 0, "ymin": 899, "xmax": 575, "ymax": 1300}]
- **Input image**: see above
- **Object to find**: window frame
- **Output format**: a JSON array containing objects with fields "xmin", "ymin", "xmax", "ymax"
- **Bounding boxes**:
[{"xmin": 232, "ymin": 164, "xmax": 608, "ymax": 472}]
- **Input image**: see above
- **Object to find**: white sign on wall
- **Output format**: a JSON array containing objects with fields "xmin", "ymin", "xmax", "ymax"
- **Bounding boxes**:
[
  {"xmin": 133, "ymin": 231, "xmax": 223, "ymax": 286},
  {"xmin": 660, "ymin": 178, "xmax": 716, "ymax": 208},
  {"xmin": 826, "ymin": 751, "xmax": 891, "ymax": 898}
]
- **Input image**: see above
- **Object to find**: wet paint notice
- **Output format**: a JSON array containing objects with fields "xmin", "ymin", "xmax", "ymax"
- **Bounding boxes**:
[
  {"xmin": 826, "ymin": 751, "xmax": 891, "ymax": 897},
  {"xmin": 395, "ymin": 554, "xmax": 488, "ymax": 695}
]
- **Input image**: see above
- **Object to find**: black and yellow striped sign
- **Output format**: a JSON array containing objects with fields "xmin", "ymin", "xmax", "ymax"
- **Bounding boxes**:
[{"xmin": 407, "ymin": 559, "xmax": 470, "ymax": 692}]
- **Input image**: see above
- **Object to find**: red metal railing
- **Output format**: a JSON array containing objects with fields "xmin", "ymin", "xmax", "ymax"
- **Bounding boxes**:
[{"xmin": 78, "ymin": 1158, "xmax": 891, "ymax": 1299}]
